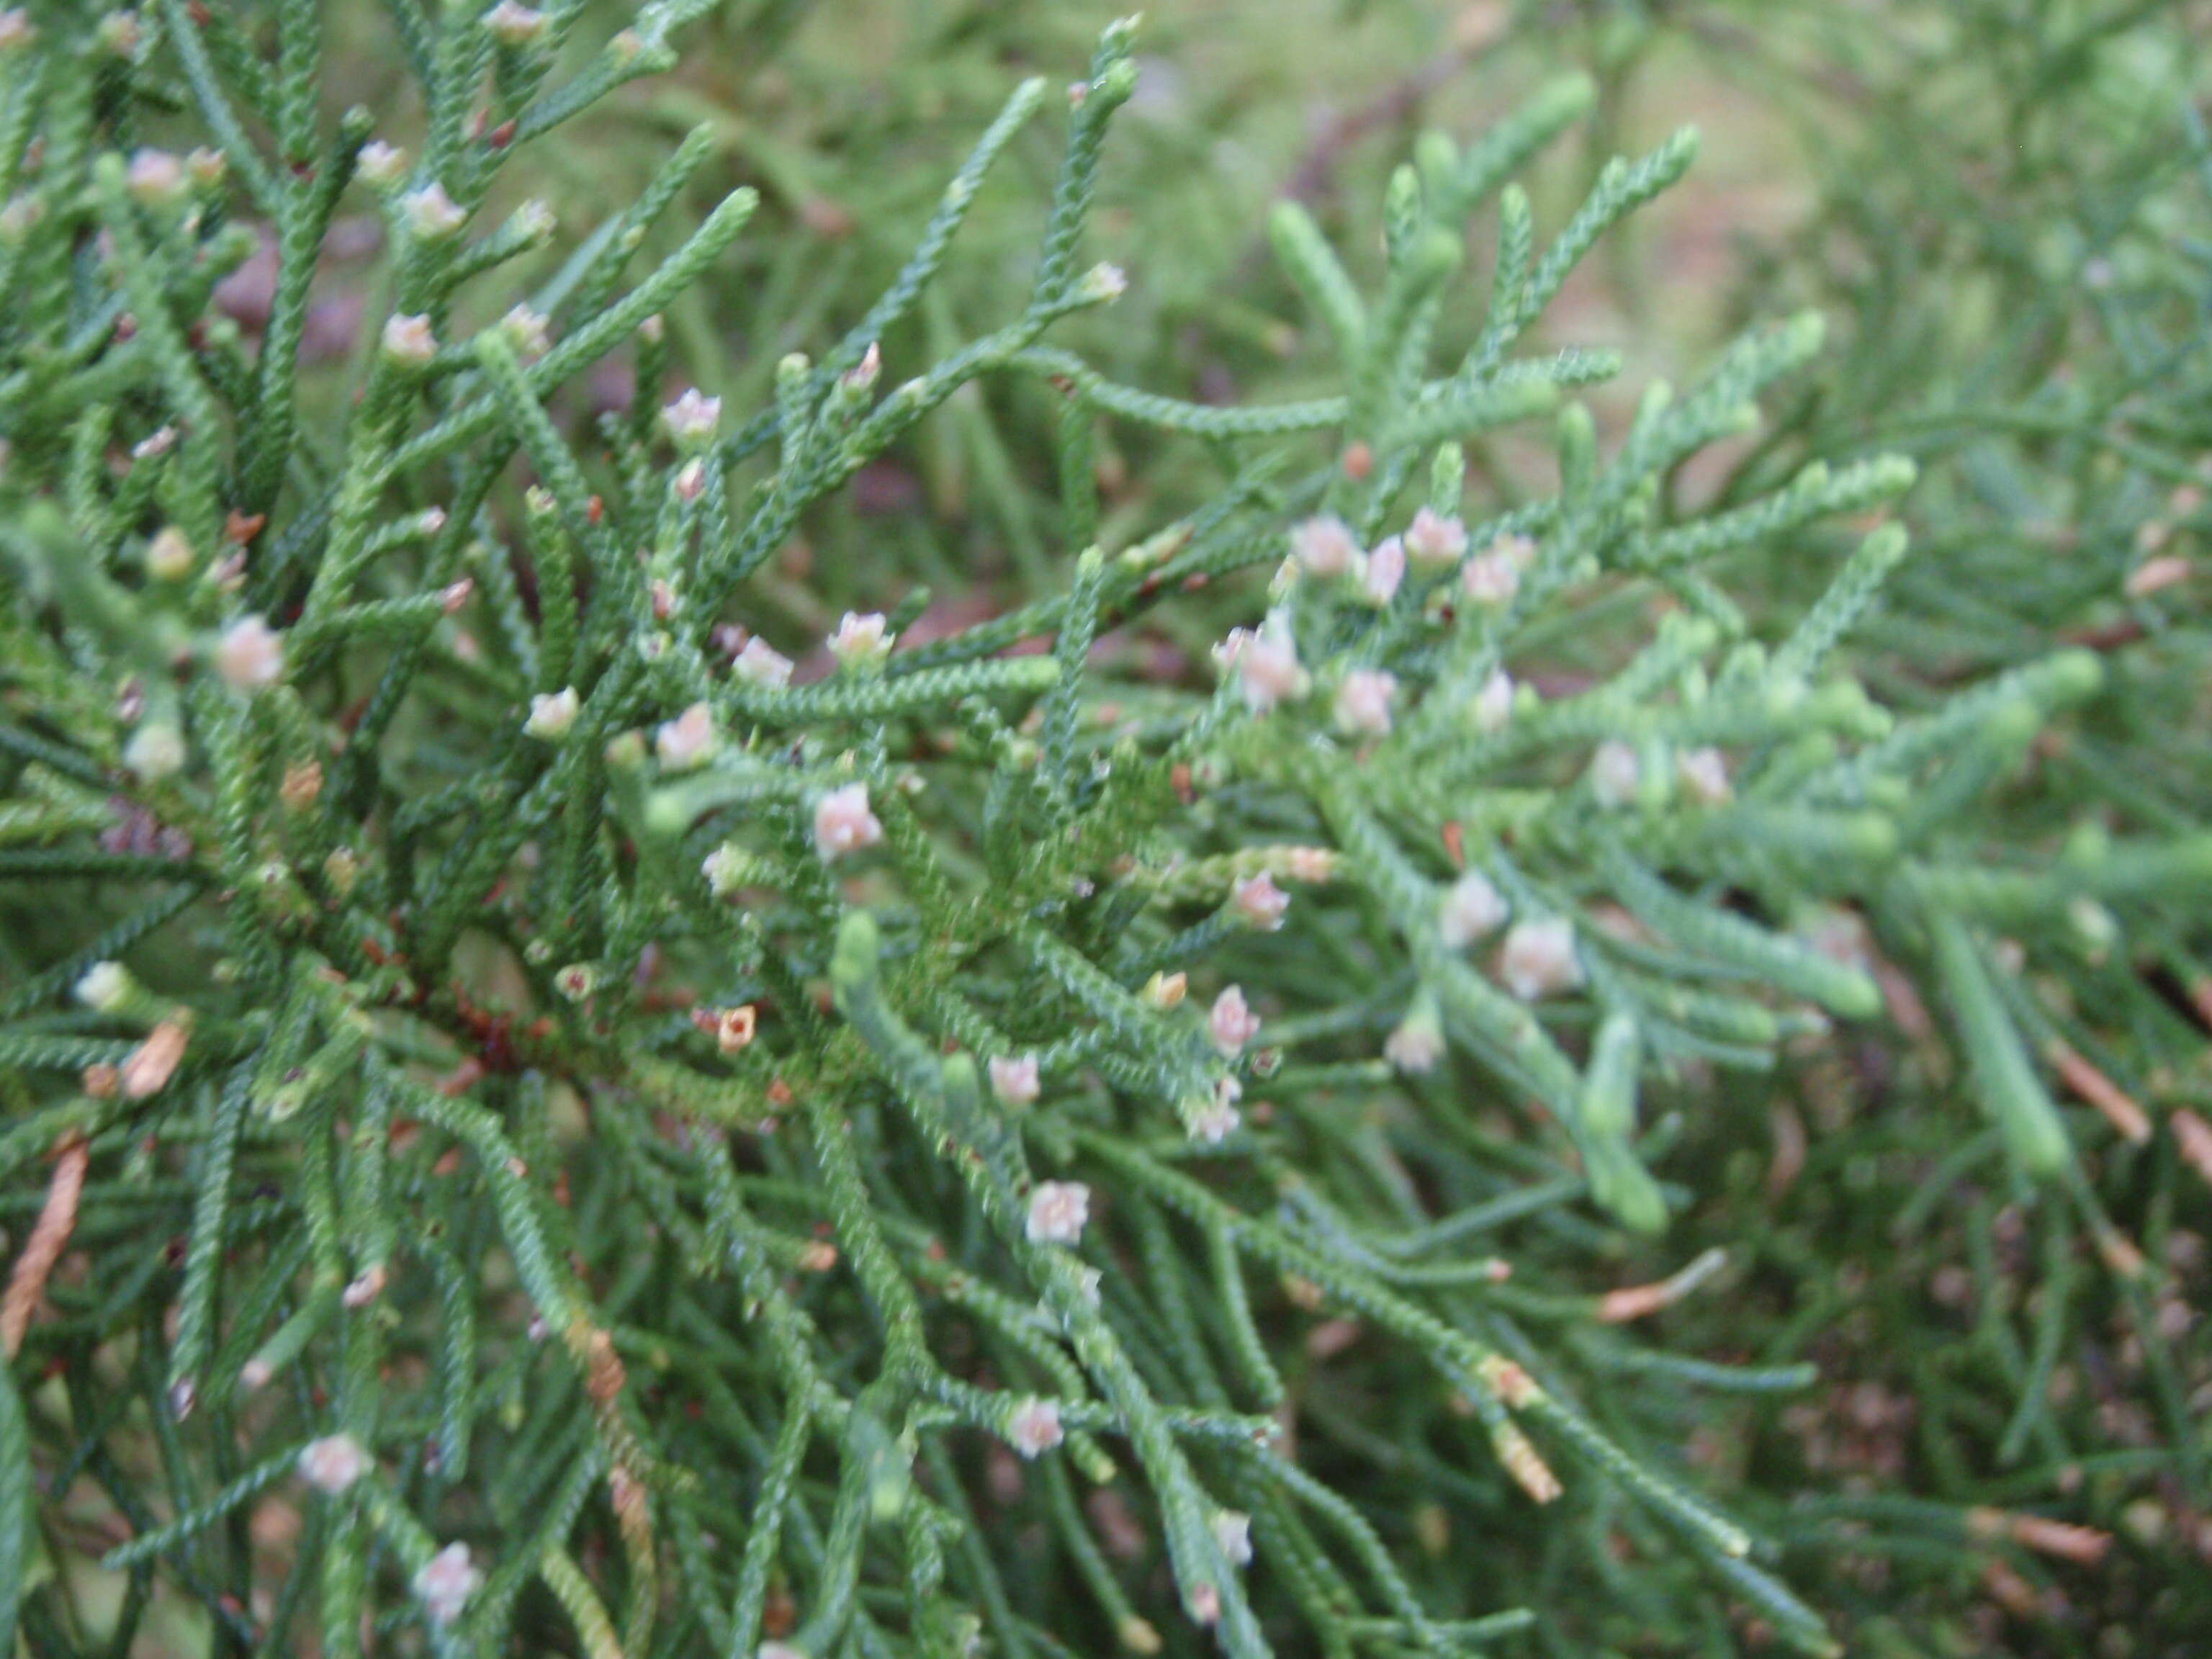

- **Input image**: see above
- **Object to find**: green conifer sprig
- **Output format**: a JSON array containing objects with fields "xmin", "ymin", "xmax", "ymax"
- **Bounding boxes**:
[{"xmin": 1, "ymin": 6, "xmax": 2201, "ymax": 1658}]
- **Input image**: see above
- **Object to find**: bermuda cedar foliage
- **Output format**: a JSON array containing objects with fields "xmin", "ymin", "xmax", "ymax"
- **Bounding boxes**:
[
  {"xmin": 1694, "ymin": 0, "xmax": 2212, "ymax": 1087},
  {"xmin": 1, "ymin": 4, "xmax": 2207, "ymax": 1657},
  {"xmin": 1552, "ymin": 9, "xmax": 2212, "ymax": 1639}
]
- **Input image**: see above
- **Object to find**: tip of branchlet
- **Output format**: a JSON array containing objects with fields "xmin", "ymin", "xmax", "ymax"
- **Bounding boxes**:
[
  {"xmin": 832, "ymin": 909, "xmax": 882, "ymax": 989},
  {"xmin": 1117, "ymin": 1616, "xmax": 1163, "ymax": 1655}
]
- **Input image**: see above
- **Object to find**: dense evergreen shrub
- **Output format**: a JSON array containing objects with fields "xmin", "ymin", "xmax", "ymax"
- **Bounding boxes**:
[
  {"xmin": 0, "ymin": 5, "xmax": 2205, "ymax": 1658},
  {"xmin": 1536, "ymin": 6, "xmax": 2212, "ymax": 1645}
]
